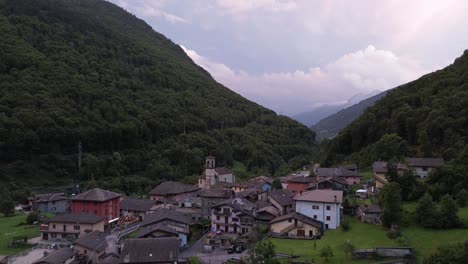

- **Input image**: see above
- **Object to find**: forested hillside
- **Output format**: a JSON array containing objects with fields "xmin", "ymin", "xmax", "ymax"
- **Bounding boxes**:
[
  {"xmin": 322, "ymin": 50, "xmax": 468, "ymax": 167},
  {"xmin": 312, "ymin": 90, "xmax": 388, "ymax": 141},
  {"xmin": 0, "ymin": 0, "xmax": 317, "ymax": 194}
]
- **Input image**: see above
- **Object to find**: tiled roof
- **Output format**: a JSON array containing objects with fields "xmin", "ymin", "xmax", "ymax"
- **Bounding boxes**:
[
  {"xmin": 319, "ymin": 176, "xmax": 348, "ymax": 186},
  {"xmin": 198, "ymin": 189, "xmax": 233, "ymax": 198},
  {"xmin": 74, "ymin": 231, "xmax": 107, "ymax": 252},
  {"xmin": 140, "ymin": 209, "xmax": 192, "ymax": 227},
  {"xmin": 120, "ymin": 198, "xmax": 156, "ymax": 212},
  {"xmin": 269, "ymin": 212, "xmax": 323, "ymax": 228},
  {"xmin": 267, "ymin": 189, "xmax": 294, "ymax": 206},
  {"xmin": 47, "ymin": 213, "xmax": 105, "ymax": 224},
  {"xmin": 120, "ymin": 238, "xmax": 180, "ymax": 263},
  {"xmin": 406, "ymin": 158, "xmax": 444, "ymax": 167},
  {"xmin": 33, "ymin": 247, "xmax": 74, "ymax": 264},
  {"xmin": 149, "ymin": 181, "xmax": 199, "ymax": 196},
  {"xmin": 212, "ymin": 197, "xmax": 256, "ymax": 217},
  {"xmin": 372, "ymin": 161, "xmax": 388, "ymax": 173},
  {"xmin": 294, "ymin": 189, "xmax": 343, "ymax": 203},
  {"xmin": 99, "ymin": 252, "xmax": 120, "ymax": 264},
  {"xmin": 215, "ymin": 167, "xmax": 233, "ymax": 175},
  {"xmin": 70, "ymin": 188, "xmax": 121, "ymax": 202}
]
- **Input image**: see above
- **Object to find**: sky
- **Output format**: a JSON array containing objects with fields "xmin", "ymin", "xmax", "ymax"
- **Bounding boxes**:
[{"xmin": 108, "ymin": 0, "xmax": 468, "ymax": 115}]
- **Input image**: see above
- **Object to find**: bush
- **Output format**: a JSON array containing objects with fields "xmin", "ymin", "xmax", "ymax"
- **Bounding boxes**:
[
  {"xmin": 26, "ymin": 212, "xmax": 40, "ymax": 225},
  {"xmin": 341, "ymin": 219, "xmax": 351, "ymax": 232}
]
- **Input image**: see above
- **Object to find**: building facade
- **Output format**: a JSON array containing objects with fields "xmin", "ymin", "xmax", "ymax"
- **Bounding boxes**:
[
  {"xmin": 294, "ymin": 190, "xmax": 343, "ymax": 230},
  {"xmin": 70, "ymin": 188, "xmax": 122, "ymax": 223}
]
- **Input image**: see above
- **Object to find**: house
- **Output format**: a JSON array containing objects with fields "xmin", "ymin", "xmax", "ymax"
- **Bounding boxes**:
[
  {"xmin": 341, "ymin": 164, "xmax": 358, "ymax": 173},
  {"xmin": 140, "ymin": 209, "xmax": 192, "ymax": 247},
  {"xmin": 119, "ymin": 237, "xmax": 181, "ymax": 264},
  {"xmin": 74, "ymin": 231, "xmax": 107, "ymax": 263},
  {"xmin": 294, "ymin": 189, "xmax": 343, "ymax": 229},
  {"xmin": 211, "ymin": 197, "xmax": 256, "ymax": 235},
  {"xmin": 270, "ymin": 212, "xmax": 323, "ymax": 238},
  {"xmin": 406, "ymin": 158, "xmax": 444, "ymax": 178},
  {"xmin": 357, "ymin": 204, "xmax": 382, "ymax": 224},
  {"xmin": 249, "ymin": 176, "xmax": 273, "ymax": 192},
  {"xmin": 28, "ymin": 193, "xmax": 68, "ymax": 214},
  {"xmin": 120, "ymin": 198, "xmax": 157, "ymax": 221},
  {"xmin": 198, "ymin": 156, "xmax": 235, "ymax": 189},
  {"xmin": 176, "ymin": 197, "xmax": 203, "ymax": 222},
  {"xmin": 254, "ymin": 202, "xmax": 279, "ymax": 222},
  {"xmin": 137, "ymin": 223, "xmax": 190, "ymax": 248},
  {"xmin": 70, "ymin": 188, "xmax": 122, "ymax": 223},
  {"xmin": 198, "ymin": 189, "xmax": 234, "ymax": 218},
  {"xmin": 314, "ymin": 176, "xmax": 348, "ymax": 191},
  {"xmin": 286, "ymin": 176, "xmax": 315, "ymax": 196},
  {"xmin": 372, "ymin": 161, "xmax": 406, "ymax": 189},
  {"xmin": 316, "ymin": 167, "xmax": 361, "ymax": 185},
  {"xmin": 32, "ymin": 247, "xmax": 75, "ymax": 264},
  {"xmin": 40, "ymin": 214, "xmax": 105, "ymax": 240},
  {"xmin": 149, "ymin": 181, "xmax": 199, "ymax": 202},
  {"xmin": 267, "ymin": 189, "xmax": 294, "ymax": 215}
]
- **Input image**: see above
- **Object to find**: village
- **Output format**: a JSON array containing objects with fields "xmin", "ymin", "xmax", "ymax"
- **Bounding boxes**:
[{"xmin": 0, "ymin": 155, "xmax": 451, "ymax": 264}]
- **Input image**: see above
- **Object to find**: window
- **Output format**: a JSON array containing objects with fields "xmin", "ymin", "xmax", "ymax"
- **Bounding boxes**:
[
  {"xmin": 422, "ymin": 167, "xmax": 428, "ymax": 171},
  {"xmin": 94, "ymin": 210, "xmax": 98, "ymax": 214},
  {"xmin": 326, "ymin": 216, "xmax": 331, "ymax": 221},
  {"xmin": 232, "ymin": 218, "xmax": 239, "ymax": 222},
  {"xmin": 74, "ymin": 225, "xmax": 80, "ymax": 230},
  {"xmin": 313, "ymin": 215, "xmax": 317, "ymax": 219},
  {"xmin": 84, "ymin": 250, "xmax": 87, "ymax": 254},
  {"xmin": 288, "ymin": 219, "xmax": 292, "ymax": 223},
  {"xmin": 216, "ymin": 225, "xmax": 220, "ymax": 230},
  {"xmin": 312, "ymin": 205, "xmax": 319, "ymax": 210},
  {"xmin": 51, "ymin": 233, "xmax": 57, "ymax": 238},
  {"xmin": 326, "ymin": 205, "xmax": 331, "ymax": 211},
  {"xmin": 216, "ymin": 216, "xmax": 220, "ymax": 221},
  {"xmin": 52, "ymin": 224, "xmax": 56, "ymax": 229}
]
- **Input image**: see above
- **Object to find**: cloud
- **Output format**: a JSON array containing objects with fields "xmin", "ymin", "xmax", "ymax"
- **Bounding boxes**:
[
  {"xmin": 215, "ymin": 0, "xmax": 297, "ymax": 13},
  {"xmin": 107, "ymin": 0, "xmax": 189, "ymax": 24},
  {"xmin": 182, "ymin": 45, "xmax": 432, "ymax": 115}
]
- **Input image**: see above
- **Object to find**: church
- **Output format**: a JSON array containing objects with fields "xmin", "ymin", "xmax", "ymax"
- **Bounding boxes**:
[{"xmin": 198, "ymin": 156, "xmax": 236, "ymax": 189}]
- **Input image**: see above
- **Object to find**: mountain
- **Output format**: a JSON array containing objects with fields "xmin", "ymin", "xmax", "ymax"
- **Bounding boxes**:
[
  {"xmin": 291, "ymin": 91, "xmax": 381, "ymax": 127},
  {"xmin": 0, "ymin": 0, "xmax": 317, "ymax": 193},
  {"xmin": 322, "ymin": 50, "xmax": 468, "ymax": 168},
  {"xmin": 312, "ymin": 90, "xmax": 388, "ymax": 141}
]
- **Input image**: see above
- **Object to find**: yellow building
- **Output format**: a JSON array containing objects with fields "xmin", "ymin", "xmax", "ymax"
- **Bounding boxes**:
[{"xmin": 269, "ymin": 212, "xmax": 322, "ymax": 238}]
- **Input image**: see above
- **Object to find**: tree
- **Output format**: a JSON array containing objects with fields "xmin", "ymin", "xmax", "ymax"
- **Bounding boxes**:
[
  {"xmin": 456, "ymin": 189, "xmax": 468, "ymax": 207},
  {"xmin": 438, "ymin": 194, "xmax": 461, "ymax": 228},
  {"xmin": 245, "ymin": 240, "xmax": 279, "ymax": 264},
  {"xmin": 272, "ymin": 178, "xmax": 282, "ymax": 189},
  {"xmin": 415, "ymin": 193, "xmax": 437, "ymax": 228},
  {"xmin": 0, "ymin": 198, "xmax": 15, "ymax": 217},
  {"xmin": 343, "ymin": 240, "xmax": 355, "ymax": 257},
  {"xmin": 423, "ymin": 241, "xmax": 468, "ymax": 264},
  {"xmin": 385, "ymin": 162, "xmax": 400, "ymax": 182},
  {"xmin": 320, "ymin": 245, "xmax": 334, "ymax": 262},
  {"xmin": 26, "ymin": 212, "xmax": 40, "ymax": 225},
  {"xmin": 380, "ymin": 182, "xmax": 402, "ymax": 227}
]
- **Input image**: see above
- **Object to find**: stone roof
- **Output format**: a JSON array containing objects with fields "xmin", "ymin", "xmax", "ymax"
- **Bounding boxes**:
[
  {"xmin": 406, "ymin": 158, "xmax": 444, "ymax": 167},
  {"xmin": 287, "ymin": 176, "xmax": 315, "ymax": 183},
  {"xmin": 198, "ymin": 189, "xmax": 233, "ymax": 198},
  {"xmin": 372, "ymin": 161, "xmax": 388, "ymax": 173},
  {"xmin": 267, "ymin": 189, "xmax": 294, "ymax": 206},
  {"xmin": 35, "ymin": 193, "xmax": 67, "ymax": 203},
  {"xmin": 359, "ymin": 204, "xmax": 382, "ymax": 213},
  {"xmin": 316, "ymin": 167, "xmax": 359, "ymax": 178},
  {"xmin": 294, "ymin": 189, "xmax": 343, "ymax": 203},
  {"xmin": 319, "ymin": 176, "xmax": 349, "ymax": 186},
  {"xmin": 47, "ymin": 213, "xmax": 105, "ymax": 224},
  {"xmin": 74, "ymin": 231, "xmax": 107, "ymax": 252},
  {"xmin": 120, "ymin": 238, "xmax": 180, "ymax": 263},
  {"xmin": 70, "ymin": 188, "xmax": 121, "ymax": 202},
  {"xmin": 33, "ymin": 247, "xmax": 75, "ymax": 264},
  {"xmin": 99, "ymin": 252, "xmax": 120, "ymax": 264},
  {"xmin": 269, "ymin": 212, "xmax": 323, "ymax": 228},
  {"xmin": 140, "ymin": 209, "xmax": 192, "ymax": 227},
  {"xmin": 120, "ymin": 198, "xmax": 156, "ymax": 212},
  {"xmin": 341, "ymin": 164, "xmax": 358, "ymax": 170},
  {"xmin": 137, "ymin": 223, "xmax": 180, "ymax": 238},
  {"xmin": 149, "ymin": 181, "xmax": 199, "ymax": 196},
  {"xmin": 212, "ymin": 197, "xmax": 256, "ymax": 217},
  {"xmin": 251, "ymin": 176, "xmax": 273, "ymax": 184}
]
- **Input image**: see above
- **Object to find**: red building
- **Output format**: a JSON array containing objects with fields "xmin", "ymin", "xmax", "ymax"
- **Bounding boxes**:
[
  {"xmin": 70, "ymin": 188, "xmax": 122, "ymax": 223},
  {"xmin": 286, "ymin": 176, "xmax": 315, "ymax": 196}
]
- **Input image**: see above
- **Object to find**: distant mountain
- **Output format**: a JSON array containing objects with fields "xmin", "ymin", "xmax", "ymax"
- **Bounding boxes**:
[
  {"xmin": 312, "ymin": 90, "xmax": 388, "ymax": 141},
  {"xmin": 291, "ymin": 91, "xmax": 381, "ymax": 127},
  {"xmin": 0, "ymin": 0, "xmax": 318, "ymax": 190},
  {"xmin": 322, "ymin": 50, "xmax": 468, "ymax": 167}
]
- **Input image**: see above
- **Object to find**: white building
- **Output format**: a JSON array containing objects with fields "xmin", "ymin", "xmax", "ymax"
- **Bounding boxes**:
[
  {"xmin": 294, "ymin": 189, "xmax": 343, "ymax": 229},
  {"xmin": 198, "ymin": 156, "xmax": 235, "ymax": 189}
]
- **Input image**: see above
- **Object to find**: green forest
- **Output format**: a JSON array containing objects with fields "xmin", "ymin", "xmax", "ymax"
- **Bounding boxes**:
[{"xmin": 0, "ymin": 0, "xmax": 318, "ymax": 196}]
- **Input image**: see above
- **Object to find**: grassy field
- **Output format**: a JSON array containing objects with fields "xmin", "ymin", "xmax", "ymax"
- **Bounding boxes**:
[
  {"xmin": 270, "ymin": 217, "xmax": 397, "ymax": 264},
  {"xmin": 0, "ymin": 214, "xmax": 39, "ymax": 255}
]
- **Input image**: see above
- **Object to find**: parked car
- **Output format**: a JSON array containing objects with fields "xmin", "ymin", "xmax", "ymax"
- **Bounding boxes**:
[
  {"xmin": 235, "ymin": 244, "xmax": 247, "ymax": 253},
  {"xmin": 227, "ymin": 245, "xmax": 236, "ymax": 254},
  {"xmin": 227, "ymin": 257, "xmax": 241, "ymax": 263}
]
